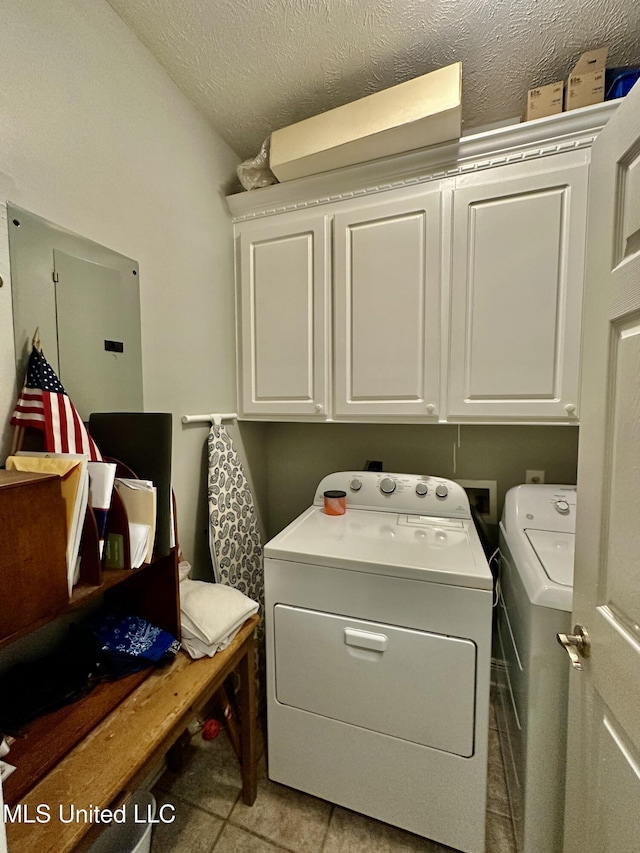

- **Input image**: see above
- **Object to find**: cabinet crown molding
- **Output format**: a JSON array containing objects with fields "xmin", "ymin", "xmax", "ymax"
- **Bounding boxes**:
[{"xmin": 228, "ymin": 101, "xmax": 619, "ymax": 223}]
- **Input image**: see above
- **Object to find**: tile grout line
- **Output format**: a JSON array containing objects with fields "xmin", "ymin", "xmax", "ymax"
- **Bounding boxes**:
[
  {"xmin": 208, "ymin": 816, "xmax": 226, "ymax": 853},
  {"xmin": 319, "ymin": 804, "xmax": 335, "ymax": 853},
  {"xmin": 491, "ymin": 716, "xmax": 518, "ymax": 852},
  {"xmin": 225, "ymin": 818, "xmax": 313, "ymax": 853}
]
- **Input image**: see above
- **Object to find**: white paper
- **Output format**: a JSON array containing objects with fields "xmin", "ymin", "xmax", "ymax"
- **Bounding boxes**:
[
  {"xmin": 0, "ymin": 761, "xmax": 15, "ymax": 783},
  {"xmin": 0, "ymin": 772, "xmax": 8, "ymax": 853},
  {"xmin": 114, "ymin": 478, "xmax": 156, "ymax": 565},
  {"xmin": 116, "ymin": 478, "xmax": 154, "ymax": 491},
  {"xmin": 128, "ymin": 522, "xmax": 151, "ymax": 569},
  {"xmin": 87, "ymin": 461, "xmax": 117, "ymax": 558}
]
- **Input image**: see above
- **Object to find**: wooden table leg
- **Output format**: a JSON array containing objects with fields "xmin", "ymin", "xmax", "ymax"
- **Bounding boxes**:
[
  {"xmin": 215, "ymin": 683, "xmax": 242, "ymax": 761},
  {"xmin": 238, "ymin": 631, "xmax": 258, "ymax": 805}
]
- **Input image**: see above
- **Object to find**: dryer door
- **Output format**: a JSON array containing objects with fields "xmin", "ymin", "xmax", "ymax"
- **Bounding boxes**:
[{"xmin": 274, "ymin": 604, "xmax": 477, "ymax": 756}]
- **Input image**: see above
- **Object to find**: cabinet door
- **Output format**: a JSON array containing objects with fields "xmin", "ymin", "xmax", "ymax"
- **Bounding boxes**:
[
  {"xmin": 237, "ymin": 213, "xmax": 329, "ymax": 417},
  {"xmin": 448, "ymin": 153, "xmax": 589, "ymax": 421},
  {"xmin": 333, "ymin": 186, "xmax": 443, "ymax": 418}
]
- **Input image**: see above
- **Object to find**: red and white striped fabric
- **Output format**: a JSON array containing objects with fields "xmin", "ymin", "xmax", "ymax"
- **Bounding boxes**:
[{"xmin": 11, "ymin": 346, "xmax": 103, "ymax": 462}]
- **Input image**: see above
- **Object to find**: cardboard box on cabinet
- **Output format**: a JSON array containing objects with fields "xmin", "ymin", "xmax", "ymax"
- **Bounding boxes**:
[
  {"xmin": 525, "ymin": 80, "xmax": 564, "ymax": 121},
  {"xmin": 566, "ymin": 47, "xmax": 607, "ymax": 111},
  {"xmin": 269, "ymin": 62, "xmax": 462, "ymax": 182}
]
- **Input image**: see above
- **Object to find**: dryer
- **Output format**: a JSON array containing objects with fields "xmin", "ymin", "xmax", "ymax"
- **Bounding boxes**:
[
  {"xmin": 264, "ymin": 471, "xmax": 493, "ymax": 853},
  {"xmin": 497, "ymin": 484, "xmax": 576, "ymax": 853}
]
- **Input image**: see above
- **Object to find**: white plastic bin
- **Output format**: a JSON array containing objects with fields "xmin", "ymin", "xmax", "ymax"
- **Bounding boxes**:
[{"xmin": 88, "ymin": 790, "xmax": 156, "ymax": 853}]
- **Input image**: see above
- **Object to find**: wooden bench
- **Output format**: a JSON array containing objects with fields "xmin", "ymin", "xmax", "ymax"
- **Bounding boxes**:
[{"xmin": 5, "ymin": 615, "xmax": 259, "ymax": 853}]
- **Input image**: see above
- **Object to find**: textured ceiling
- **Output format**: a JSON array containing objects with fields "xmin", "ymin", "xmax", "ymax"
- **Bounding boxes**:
[{"xmin": 106, "ymin": 0, "xmax": 640, "ymax": 160}]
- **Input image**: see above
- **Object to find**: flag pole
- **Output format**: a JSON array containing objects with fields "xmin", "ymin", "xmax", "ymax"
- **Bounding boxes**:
[
  {"xmin": 10, "ymin": 328, "xmax": 42, "ymax": 455},
  {"xmin": 9, "ymin": 425, "xmax": 23, "ymax": 456}
]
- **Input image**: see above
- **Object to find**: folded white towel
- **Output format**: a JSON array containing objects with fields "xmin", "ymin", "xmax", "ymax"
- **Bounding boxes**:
[
  {"xmin": 179, "ymin": 578, "xmax": 259, "ymax": 658},
  {"xmin": 179, "ymin": 623, "xmax": 244, "ymax": 659}
]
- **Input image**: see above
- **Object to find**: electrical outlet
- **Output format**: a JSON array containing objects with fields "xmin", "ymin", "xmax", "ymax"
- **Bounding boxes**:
[{"xmin": 526, "ymin": 470, "xmax": 545, "ymax": 484}]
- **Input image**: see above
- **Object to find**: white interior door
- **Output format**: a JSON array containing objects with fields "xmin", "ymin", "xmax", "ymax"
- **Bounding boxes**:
[{"xmin": 563, "ymin": 83, "xmax": 640, "ymax": 852}]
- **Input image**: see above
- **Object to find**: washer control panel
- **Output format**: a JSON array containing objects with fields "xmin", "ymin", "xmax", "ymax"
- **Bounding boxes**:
[
  {"xmin": 315, "ymin": 472, "xmax": 471, "ymax": 518},
  {"xmin": 505, "ymin": 483, "xmax": 577, "ymax": 535}
]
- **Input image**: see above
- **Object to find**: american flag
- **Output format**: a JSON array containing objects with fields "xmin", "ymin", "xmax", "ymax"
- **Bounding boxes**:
[{"xmin": 11, "ymin": 346, "xmax": 103, "ymax": 462}]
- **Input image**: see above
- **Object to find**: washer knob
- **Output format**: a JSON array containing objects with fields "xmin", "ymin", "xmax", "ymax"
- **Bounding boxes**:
[
  {"xmin": 350, "ymin": 478, "xmax": 362, "ymax": 491},
  {"xmin": 415, "ymin": 482, "xmax": 428, "ymax": 496},
  {"xmin": 435, "ymin": 483, "xmax": 449, "ymax": 499},
  {"xmin": 380, "ymin": 477, "xmax": 396, "ymax": 495},
  {"xmin": 555, "ymin": 499, "xmax": 570, "ymax": 514}
]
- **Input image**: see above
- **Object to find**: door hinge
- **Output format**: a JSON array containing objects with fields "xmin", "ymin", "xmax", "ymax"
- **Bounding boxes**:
[{"xmin": 52, "ymin": 271, "xmax": 59, "ymax": 283}]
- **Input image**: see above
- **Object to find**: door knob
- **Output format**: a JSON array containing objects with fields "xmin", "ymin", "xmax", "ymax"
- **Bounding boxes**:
[{"xmin": 557, "ymin": 625, "xmax": 590, "ymax": 670}]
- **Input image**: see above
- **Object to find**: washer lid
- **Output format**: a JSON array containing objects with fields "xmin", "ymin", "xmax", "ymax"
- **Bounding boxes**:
[
  {"xmin": 264, "ymin": 506, "xmax": 492, "ymax": 589},
  {"xmin": 524, "ymin": 529, "xmax": 575, "ymax": 587}
]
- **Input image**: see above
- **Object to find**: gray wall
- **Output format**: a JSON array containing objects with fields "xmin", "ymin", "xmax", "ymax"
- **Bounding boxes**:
[
  {"xmin": 263, "ymin": 423, "xmax": 579, "ymax": 541},
  {"xmin": 0, "ymin": 0, "xmax": 245, "ymax": 577}
]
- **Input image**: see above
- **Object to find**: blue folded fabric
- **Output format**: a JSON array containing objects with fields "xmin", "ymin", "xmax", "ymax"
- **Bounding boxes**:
[{"xmin": 90, "ymin": 613, "xmax": 180, "ymax": 664}]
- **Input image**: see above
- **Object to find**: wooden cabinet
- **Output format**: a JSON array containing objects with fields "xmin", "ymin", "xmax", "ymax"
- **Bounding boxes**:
[
  {"xmin": 237, "ymin": 211, "xmax": 330, "ymax": 418},
  {"xmin": 447, "ymin": 151, "xmax": 589, "ymax": 421},
  {"xmin": 333, "ymin": 186, "xmax": 444, "ymax": 419},
  {"xmin": 229, "ymin": 103, "xmax": 617, "ymax": 424},
  {"xmin": 0, "ymin": 470, "xmax": 180, "ymax": 651},
  {"xmin": 0, "ymin": 467, "xmax": 180, "ymax": 806},
  {"xmin": 0, "ymin": 471, "xmax": 68, "ymax": 643}
]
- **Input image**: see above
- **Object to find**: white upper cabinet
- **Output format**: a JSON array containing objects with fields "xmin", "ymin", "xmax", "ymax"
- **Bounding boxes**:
[
  {"xmin": 333, "ymin": 186, "xmax": 444, "ymax": 418},
  {"xmin": 447, "ymin": 151, "xmax": 589, "ymax": 421},
  {"xmin": 228, "ymin": 102, "xmax": 618, "ymax": 424},
  {"xmin": 237, "ymin": 212, "xmax": 329, "ymax": 417}
]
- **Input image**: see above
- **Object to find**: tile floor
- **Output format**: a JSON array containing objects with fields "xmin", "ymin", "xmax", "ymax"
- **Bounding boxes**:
[{"xmin": 151, "ymin": 698, "xmax": 516, "ymax": 853}]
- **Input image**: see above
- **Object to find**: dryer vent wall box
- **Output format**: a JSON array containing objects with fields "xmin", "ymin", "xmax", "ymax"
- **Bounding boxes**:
[
  {"xmin": 456, "ymin": 479, "xmax": 497, "ymax": 524},
  {"xmin": 264, "ymin": 471, "xmax": 493, "ymax": 853}
]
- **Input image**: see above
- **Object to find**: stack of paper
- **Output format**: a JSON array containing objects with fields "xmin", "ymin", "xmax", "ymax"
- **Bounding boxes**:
[
  {"xmin": 6, "ymin": 452, "xmax": 89, "ymax": 595},
  {"xmin": 114, "ymin": 478, "xmax": 157, "ymax": 568}
]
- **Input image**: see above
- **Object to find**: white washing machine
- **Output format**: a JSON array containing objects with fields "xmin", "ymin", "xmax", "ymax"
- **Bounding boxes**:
[
  {"xmin": 264, "ymin": 471, "xmax": 493, "ymax": 853},
  {"xmin": 497, "ymin": 484, "xmax": 576, "ymax": 853}
]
